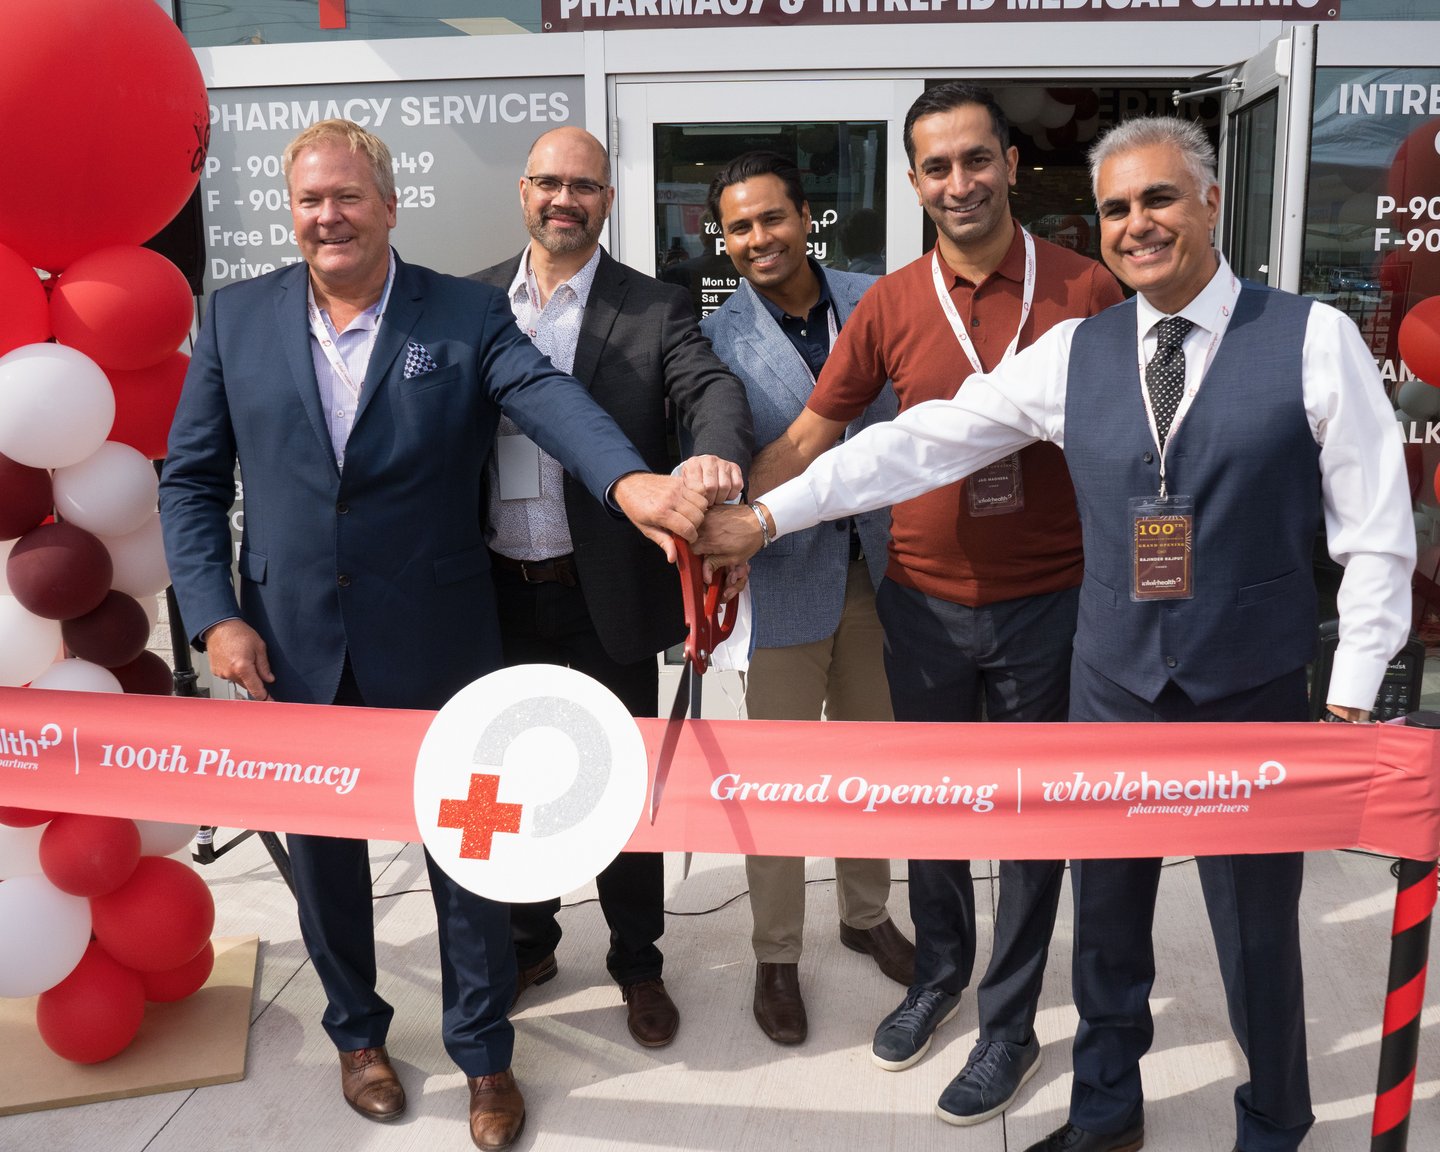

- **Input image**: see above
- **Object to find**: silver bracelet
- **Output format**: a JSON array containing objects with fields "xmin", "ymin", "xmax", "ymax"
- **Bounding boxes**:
[{"xmin": 749, "ymin": 502, "xmax": 772, "ymax": 548}]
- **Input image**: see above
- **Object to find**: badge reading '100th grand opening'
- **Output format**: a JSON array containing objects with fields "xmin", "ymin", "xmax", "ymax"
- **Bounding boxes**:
[{"xmin": 414, "ymin": 665, "xmax": 648, "ymax": 902}]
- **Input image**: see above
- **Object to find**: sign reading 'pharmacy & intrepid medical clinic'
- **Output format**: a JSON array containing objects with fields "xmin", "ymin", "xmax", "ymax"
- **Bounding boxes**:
[{"xmin": 540, "ymin": 0, "xmax": 1338, "ymax": 34}]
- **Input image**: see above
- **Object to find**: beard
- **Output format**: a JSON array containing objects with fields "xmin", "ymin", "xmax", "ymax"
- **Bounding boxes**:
[{"xmin": 525, "ymin": 205, "xmax": 602, "ymax": 255}]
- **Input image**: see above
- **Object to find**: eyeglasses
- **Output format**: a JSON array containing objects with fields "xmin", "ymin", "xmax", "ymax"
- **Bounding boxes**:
[{"xmin": 524, "ymin": 175, "xmax": 609, "ymax": 199}]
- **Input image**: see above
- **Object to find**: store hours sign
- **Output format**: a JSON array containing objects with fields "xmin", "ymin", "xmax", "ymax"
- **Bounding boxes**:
[{"xmin": 200, "ymin": 78, "xmax": 584, "ymax": 293}]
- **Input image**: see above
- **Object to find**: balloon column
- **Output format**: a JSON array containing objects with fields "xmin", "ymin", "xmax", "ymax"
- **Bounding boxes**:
[{"xmin": 0, "ymin": 0, "xmax": 213, "ymax": 1063}]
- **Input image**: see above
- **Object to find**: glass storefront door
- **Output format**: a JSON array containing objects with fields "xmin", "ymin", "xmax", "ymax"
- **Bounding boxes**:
[{"xmin": 614, "ymin": 79, "xmax": 919, "ymax": 320}]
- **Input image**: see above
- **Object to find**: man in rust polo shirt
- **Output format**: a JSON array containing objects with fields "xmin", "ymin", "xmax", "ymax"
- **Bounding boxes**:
[{"xmin": 747, "ymin": 82, "xmax": 1122, "ymax": 1126}]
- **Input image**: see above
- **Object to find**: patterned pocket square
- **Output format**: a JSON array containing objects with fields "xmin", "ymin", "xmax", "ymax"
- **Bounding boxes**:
[{"xmin": 404, "ymin": 341, "xmax": 440, "ymax": 378}]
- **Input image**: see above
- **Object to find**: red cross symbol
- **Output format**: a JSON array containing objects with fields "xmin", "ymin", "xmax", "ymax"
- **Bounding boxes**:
[{"xmin": 437, "ymin": 773, "xmax": 524, "ymax": 861}]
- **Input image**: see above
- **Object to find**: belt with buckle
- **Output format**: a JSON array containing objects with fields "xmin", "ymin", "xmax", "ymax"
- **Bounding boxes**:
[{"xmin": 491, "ymin": 552, "xmax": 578, "ymax": 587}]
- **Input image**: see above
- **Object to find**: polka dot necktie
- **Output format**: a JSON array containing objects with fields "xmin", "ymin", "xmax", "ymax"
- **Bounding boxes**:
[{"xmin": 1145, "ymin": 315, "xmax": 1193, "ymax": 450}]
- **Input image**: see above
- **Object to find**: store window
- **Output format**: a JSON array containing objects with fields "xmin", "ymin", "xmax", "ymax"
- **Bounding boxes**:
[
  {"xmin": 178, "ymin": 0, "xmax": 543, "ymax": 47},
  {"xmin": 652, "ymin": 121, "xmax": 885, "ymax": 319}
]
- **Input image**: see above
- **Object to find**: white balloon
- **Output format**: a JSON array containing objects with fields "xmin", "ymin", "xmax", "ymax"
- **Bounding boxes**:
[
  {"xmin": 997, "ymin": 87, "xmax": 1045, "ymax": 127},
  {"xmin": 0, "ymin": 537, "xmax": 13, "ymax": 595},
  {"xmin": 0, "ymin": 595, "xmax": 63, "ymax": 687},
  {"xmin": 0, "ymin": 824, "xmax": 46, "ymax": 880},
  {"xmin": 135, "ymin": 820, "xmax": 198, "ymax": 857},
  {"xmin": 0, "ymin": 874, "xmax": 92, "ymax": 996},
  {"xmin": 98, "ymin": 511, "xmax": 170, "ymax": 598},
  {"xmin": 1398, "ymin": 379, "xmax": 1440, "ymax": 421},
  {"xmin": 0, "ymin": 344, "xmax": 115, "ymax": 469},
  {"xmin": 52, "ymin": 442, "xmax": 158, "ymax": 537},
  {"xmin": 31, "ymin": 658, "xmax": 122, "ymax": 693},
  {"xmin": 1036, "ymin": 96, "xmax": 1073, "ymax": 130},
  {"xmin": 139, "ymin": 592, "xmax": 161, "ymax": 630}
]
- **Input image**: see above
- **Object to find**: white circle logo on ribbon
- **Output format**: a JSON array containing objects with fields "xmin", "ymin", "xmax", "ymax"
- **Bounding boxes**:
[{"xmin": 414, "ymin": 664, "xmax": 647, "ymax": 902}]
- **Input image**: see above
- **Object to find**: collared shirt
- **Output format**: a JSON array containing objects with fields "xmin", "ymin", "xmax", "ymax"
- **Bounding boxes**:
[
  {"xmin": 309, "ymin": 256, "xmax": 394, "ymax": 468},
  {"xmin": 755, "ymin": 258, "xmax": 835, "ymax": 379},
  {"xmin": 762, "ymin": 256, "xmax": 1415, "ymax": 710},
  {"xmin": 486, "ymin": 245, "xmax": 603, "ymax": 561}
]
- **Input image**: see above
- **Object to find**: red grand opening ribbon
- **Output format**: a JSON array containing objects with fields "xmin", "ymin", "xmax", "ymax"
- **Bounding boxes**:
[{"xmin": 1, "ymin": 687, "xmax": 1437, "ymax": 862}]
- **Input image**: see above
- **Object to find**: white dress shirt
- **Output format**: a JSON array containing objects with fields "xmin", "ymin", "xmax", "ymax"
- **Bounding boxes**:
[
  {"xmin": 486, "ymin": 245, "xmax": 603, "ymax": 561},
  {"xmin": 761, "ymin": 257, "xmax": 1415, "ymax": 710}
]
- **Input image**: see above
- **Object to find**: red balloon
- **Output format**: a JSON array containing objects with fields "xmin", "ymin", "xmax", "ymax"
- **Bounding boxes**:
[
  {"xmin": 0, "ymin": 452, "xmax": 52, "ymax": 541},
  {"xmin": 1047, "ymin": 120, "xmax": 1080, "ymax": 150},
  {"xmin": 111, "ymin": 649, "xmax": 175, "ymax": 696},
  {"xmin": 0, "ymin": 243, "xmax": 49, "ymax": 357},
  {"xmin": 141, "ymin": 939, "xmax": 215, "ymax": 1003},
  {"xmin": 50, "ymin": 246, "xmax": 195, "ymax": 371},
  {"xmin": 62, "ymin": 590, "xmax": 151, "ymax": 668},
  {"xmin": 90, "ymin": 856, "xmax": 214, "ymax": 972},
  {"xmin": 0, "ymin": 0, "xmax": 208, "ymax": 272},
  {"xmin": 0, "ymin": 807, "xmax": 56, "ymax": 827},
  {"xmin": 5, "ymin": 521, "xmax": 113, "ymax": 620},
  {"xmin": 36, "ymin": 941, "xmax": 145, "ymax": 1063},
  {"xmin": 1399, "ymin": 296, "xmax": 1440, "ymax": 387},
  {"xmin": 39, "ymin": 813, "xmax": 141, "ymax": 896},
  {"xmin": 106, "ymin": 352, "xmax": 190, "ymax": 461}
]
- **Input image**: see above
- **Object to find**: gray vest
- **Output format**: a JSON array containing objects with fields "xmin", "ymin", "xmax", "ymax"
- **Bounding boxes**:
[{"xmin": 1063, "ymin": 283, "xmax": 1319, "ymax": 704}]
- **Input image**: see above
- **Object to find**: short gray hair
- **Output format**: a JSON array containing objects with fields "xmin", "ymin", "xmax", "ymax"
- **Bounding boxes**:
[{"xmin": 1088, "ymin": 116, "xmax": 1218, "ymax": 203}]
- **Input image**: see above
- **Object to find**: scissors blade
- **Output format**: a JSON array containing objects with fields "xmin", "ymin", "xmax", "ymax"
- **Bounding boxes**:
[{"xmin": 649, "ymin": 658, "xmax": 691, "ymax": 824}]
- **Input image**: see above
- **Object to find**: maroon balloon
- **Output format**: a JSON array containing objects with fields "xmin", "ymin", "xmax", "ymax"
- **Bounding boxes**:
[
  {"xmin": 111, "ymin": 649, "xmax": 174, "ymax": 696},
  {"xmin": 0, "ymin": 453, "xmax": 52, "ymax": 541},
  {"xmin": 61, "ymin": 590, "xmax": 150, "ymax": 667},
  {"xmin": 5, "ymin": 521, "xmax": 113, "ymax": 620}
]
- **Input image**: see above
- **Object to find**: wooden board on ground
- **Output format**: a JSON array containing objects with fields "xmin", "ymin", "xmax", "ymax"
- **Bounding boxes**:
[{"xmin": 0, "ymin": 934, "xmax": 258, "ymax": 1116}]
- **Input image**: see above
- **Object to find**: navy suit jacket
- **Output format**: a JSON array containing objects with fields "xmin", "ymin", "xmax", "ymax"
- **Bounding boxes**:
[
  {"xmin": 702, "ymin": 272, "xmax": 895, "ymax": 648},
  {"xmin": 159, "ymin": 254, "xmax": 649, "ymax": 711}
]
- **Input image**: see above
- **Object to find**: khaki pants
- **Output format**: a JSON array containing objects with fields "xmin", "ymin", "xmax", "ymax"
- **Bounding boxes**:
[{"xmin": 744, "ymin": 560, "xmax": 896, "ymax": 963}]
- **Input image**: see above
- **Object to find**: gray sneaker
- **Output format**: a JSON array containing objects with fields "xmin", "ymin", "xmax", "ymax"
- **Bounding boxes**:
[
  {"xmin": 936, "ymin": 1034, "xmax": 1042, "ymax": 1126},
  {"xmin": 870, "ymin": 987, "xmax": 960, "ymax": 1071}
]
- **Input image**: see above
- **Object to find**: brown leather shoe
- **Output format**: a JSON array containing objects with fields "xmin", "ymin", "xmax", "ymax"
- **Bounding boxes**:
[
  {"xmin": 753, "ymin": 962, "xmax": 807, "ymax": 1044},
  {"xmin": 621, "ymin": 977, "xmax": 679, "ymax": 1047},
  {"xmin": 510, "ymin": 952, "xmax": 558, "ymax": 1010},
  {"xmin": 338, "ymin": 1045, "xmax": 406, "ymax": 1122},
  {"xmin": 840, "ymin": 917, "xmax": 916, "ymax": 986},
  {"xmin": 467, "ymin": 1068, "xmax": 526, "ymax": 1150}
]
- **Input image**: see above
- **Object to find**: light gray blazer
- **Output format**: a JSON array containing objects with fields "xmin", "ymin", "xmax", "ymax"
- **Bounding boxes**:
[{"xmin": 703, "ymin": 270, "xmax": 897, "ymax": 649}]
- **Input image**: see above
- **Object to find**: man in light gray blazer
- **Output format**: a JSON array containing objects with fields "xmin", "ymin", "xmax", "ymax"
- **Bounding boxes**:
[{"xmin": 702, "ymin": 151, "xmax": 911, "ymax": 1046}]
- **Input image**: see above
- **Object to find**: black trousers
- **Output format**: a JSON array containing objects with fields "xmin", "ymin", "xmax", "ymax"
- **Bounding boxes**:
[
  {"xmin": 493, "ymin": 566, "xmax": 665, "ymax": 986},
  {"xmin": 287, "ymin": 657, "xmax": 516, "ymax": 1075},
  {"xmin": 875, "ymin": 578, "xmax": 1073, "ymax": 1042},
  {"xmin": 1066, "ymin": 658, "xmax": 1313, "ymax": 1152}
]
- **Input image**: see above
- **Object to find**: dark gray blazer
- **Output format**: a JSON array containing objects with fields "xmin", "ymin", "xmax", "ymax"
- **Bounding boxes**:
[{"xmin": 474, "ymin": 249, "xmax": 753, "ymax": 664}]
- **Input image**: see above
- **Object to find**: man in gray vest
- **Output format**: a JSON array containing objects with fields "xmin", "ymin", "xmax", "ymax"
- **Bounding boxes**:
[
  {"xmin": 701, "ymin": 150, "xmax": 912, "ymax": 1045},
  {"xmin": 693, "ymin": 116, "xmax": 1414, "ymax": 1152}
]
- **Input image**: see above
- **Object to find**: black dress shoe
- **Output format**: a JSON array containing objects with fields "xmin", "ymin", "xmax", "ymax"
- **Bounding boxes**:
[
  {"xmin": 753, "ymin": 962, "xmax": 807, "ymax": 1044},
  {"xmin": 510, "ymin": 952, "xmax": 557, "ymax": 1010},
  {"xmin": 839, "ymin": 917, "xmax": 916, "ymax": 985},
  {"xmin": 1022, "ymin": 1119, "xmax": 1144, "ymax": 1152}
]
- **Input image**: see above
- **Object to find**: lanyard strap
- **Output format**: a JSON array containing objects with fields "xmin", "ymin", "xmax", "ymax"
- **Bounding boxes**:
[
  {"xmin": 931, "ymin": 227, "xmax": 1035, "ymax": 376},
  {"xmin": 306, "ymin": 251, "xmax": 397, "ymax": 402},
  {"xmin": 793, "ymin": 305, "xmax": 840, "ymax": 387}
]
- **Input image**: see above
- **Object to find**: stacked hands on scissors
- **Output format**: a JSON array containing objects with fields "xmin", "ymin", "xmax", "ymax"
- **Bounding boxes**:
[{"xmin": 609, "ymin": 454, "xmax": 750, "ymax": 599}]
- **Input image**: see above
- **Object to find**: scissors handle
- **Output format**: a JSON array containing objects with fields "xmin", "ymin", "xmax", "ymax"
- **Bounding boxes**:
[{"xmin": 675, "ymin": 537, "xmax": 734, "ymax": 674}]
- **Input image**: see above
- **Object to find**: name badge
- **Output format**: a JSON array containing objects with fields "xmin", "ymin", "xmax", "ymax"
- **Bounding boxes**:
[
  {"xmin": 1130, "ymin": 495, "xmax": 1194, "ymax": 601},
  {"xmin": 967, "ymin": 453, "xmax": 1024, "ymax": 517},
  {"xmin": 496, "ymin": 434, "xmax": 542, "ymax": 501}
]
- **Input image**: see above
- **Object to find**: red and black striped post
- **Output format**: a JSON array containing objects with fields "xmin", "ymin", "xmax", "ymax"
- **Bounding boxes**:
[{"xmin": 1371, "ymin": 855, "xmax": 1437, "ymax": 1151}]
